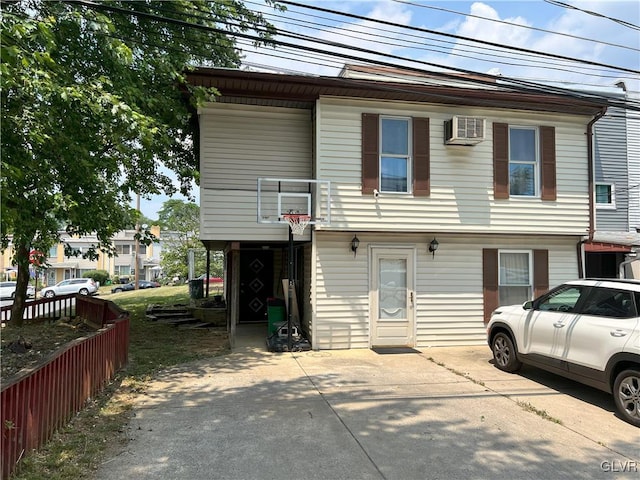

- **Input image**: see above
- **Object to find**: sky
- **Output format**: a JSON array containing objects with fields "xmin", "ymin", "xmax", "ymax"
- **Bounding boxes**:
[{"xmin": 138, "ymin": 0, "xmax": 640, "ymax": 219}]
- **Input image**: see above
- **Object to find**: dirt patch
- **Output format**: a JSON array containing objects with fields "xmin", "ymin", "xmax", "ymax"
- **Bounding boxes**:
[{"xmin": 1, "ymin": 318, "xmax": 98, "ymax": 382}]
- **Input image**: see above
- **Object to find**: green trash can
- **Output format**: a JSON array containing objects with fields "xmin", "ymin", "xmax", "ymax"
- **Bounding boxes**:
[
  {"xmin": 267, "ymin": 298, "xmax": 286, "ymax": 335},
  {"xmin": 189, "ymin": 278, "xmax": 204, "ymax": 299}
]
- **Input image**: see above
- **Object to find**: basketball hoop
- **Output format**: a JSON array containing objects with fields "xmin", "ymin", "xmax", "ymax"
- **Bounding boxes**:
[{"xmin": 282, "ymin": 214, "xmax": 311, "ymax": 236}]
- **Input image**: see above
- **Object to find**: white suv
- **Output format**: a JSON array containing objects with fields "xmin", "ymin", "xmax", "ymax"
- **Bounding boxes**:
[
  {"xmin": 40, "ymin": 278, "xmax": 98, "ymax": 298},
  {"xmin": 487, "ymin": 279, "xmax": 640, "ymax": 427}
]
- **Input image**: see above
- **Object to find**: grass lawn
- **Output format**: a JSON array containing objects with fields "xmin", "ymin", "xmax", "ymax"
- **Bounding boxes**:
[{"xmin": 11, "ymin": 285, "xmax": 230, "ymax": 480}]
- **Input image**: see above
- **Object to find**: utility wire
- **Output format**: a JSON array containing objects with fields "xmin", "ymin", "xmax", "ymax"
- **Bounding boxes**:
[
  {"xmin": 72, "ymin": 0, "xmax": 639, "ymax": 112},
  {"xmin": 544, "ymin": 0, "xmax": 640, "ymax": 31},
  {"xmin": 139, "ymin": 1, "xmax": 637, "ymax": 85},
  {"xmin": 394, "ymin": 0, "xmax": 640, "ymax": 52},
  {"xmin": 249, "ymin": 5, "xmax": 627, "ymax": 79},
  {"xmin": 277, "ymin": 0, "xmax": 639, "ymax": 76}
]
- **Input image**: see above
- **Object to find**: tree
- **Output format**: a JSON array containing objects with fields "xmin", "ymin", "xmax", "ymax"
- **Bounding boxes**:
[
  {"xmin": 157, "ymin": 200, "xmax": 217, "ymax": 281},
  {"xmin": 1, "ymin": 1, "xmax": 278, "ymax": 325}
]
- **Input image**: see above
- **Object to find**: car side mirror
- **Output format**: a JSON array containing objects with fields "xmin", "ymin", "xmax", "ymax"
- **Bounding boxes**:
[{"xmin": 523, "ymin": 300, "xmax": 533, "ymax": 310}]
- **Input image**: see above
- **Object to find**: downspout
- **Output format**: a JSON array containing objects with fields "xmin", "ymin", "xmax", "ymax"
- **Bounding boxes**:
[
  {"xmin": 579, "ymin": 107, "xmax": 608, "ymax": 278},
  {"xmin": 587, "ymin": 107, "xmax": 607, "ymax": 242}
]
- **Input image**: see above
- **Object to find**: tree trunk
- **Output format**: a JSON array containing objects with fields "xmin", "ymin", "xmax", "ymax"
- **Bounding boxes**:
[{"xmin": 10, "ymin": 244, "xmax": 31, "ymax": 327}]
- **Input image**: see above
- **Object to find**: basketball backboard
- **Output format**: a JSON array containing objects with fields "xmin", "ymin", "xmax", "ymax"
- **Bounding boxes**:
[{"xmin": 257, "ymin": 178, "xmax": 331, "ymax": 225}]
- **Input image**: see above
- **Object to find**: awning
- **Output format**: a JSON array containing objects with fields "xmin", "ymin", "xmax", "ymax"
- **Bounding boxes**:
[
  {"xmin": 584, "ymin": 242, "xmax": 633, "ymax": 253},
  {"xmin": 46, "ymin": 262, "xmax": 79, "ymax": 269},
  {"xmin": 583, "ymin": 231, "xmax": 640, "ymax": 252}
]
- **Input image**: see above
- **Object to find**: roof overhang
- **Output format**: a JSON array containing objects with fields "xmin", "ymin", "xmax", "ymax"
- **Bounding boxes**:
[
  {"xmin": 186, "ymin": 67, "xmax": 607, "ymax": 116},
  {"xmin": 583, "ymin": 231, "xmax": 640, "ymax": 252}
]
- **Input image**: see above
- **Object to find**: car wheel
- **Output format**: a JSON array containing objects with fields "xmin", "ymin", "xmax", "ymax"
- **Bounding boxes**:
[
  {"xmin": 79, "ymin": 288, "xmax": 89, "ymax": 295},
  {"xmin": 613, "ymin": 369, "xmax": 640, "ymax": 427},
  {"xmin": 491, "ymin": 332, "xmax": 522, "ymax": 373},
  {"xmin": 113, "ymin": 288, "xmax": 122, "ymax": 293},
  {"xmin": 44, "ymin": 290, "xmax": 55, "ymax": 298}
]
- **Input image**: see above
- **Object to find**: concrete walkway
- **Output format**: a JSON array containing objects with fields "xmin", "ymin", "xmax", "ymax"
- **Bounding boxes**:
[{"xmin": 96, "ymin": 325, "xmax": 639, "ymax": 480}]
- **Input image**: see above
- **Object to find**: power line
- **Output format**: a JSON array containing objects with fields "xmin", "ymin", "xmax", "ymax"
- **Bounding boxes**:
[
  {"xmin": 249, "ymin": 4, "xmax": 628, "ymax": 80},
  {"xmin": 277, "ymin": 0, "xmax": 639, "ymax": 76},
  {"xmin": 544, "ymin": 0, "xmax": 640, "ymax": 31},
  {"xmin": 131, "ymin": 0, "xmax": 637, "ymax": 87},
  {"xmin": 71, "ymin": 0, "xmax": 639, "ymax": 112},
  {"xmin": 394, "ymin": 0, "xmax": 640, "ymax": 52}
]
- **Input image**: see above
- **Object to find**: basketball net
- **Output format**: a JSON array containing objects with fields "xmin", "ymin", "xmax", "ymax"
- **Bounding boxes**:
[{"xmin": 282, "ymin": 214, "xmax": 311, "ymax": 236}]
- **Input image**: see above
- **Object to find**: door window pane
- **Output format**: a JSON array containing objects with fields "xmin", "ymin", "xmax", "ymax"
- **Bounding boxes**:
[
  {"xmin": 379, "ymin": 258, "xmax": 407, "ymax": 319},
  {"xmin": 579, "ymin": 288, "xmax": 635, "ymax": 318},
  {"xmin": 537, "ymin": 286, "xmax": 584, "ymax": 312}
]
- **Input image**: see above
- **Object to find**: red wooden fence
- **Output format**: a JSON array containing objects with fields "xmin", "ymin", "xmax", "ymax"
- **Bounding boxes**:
[{"xmin": 0, "ymin": 296, "xmax": 129, "ymax": 479}]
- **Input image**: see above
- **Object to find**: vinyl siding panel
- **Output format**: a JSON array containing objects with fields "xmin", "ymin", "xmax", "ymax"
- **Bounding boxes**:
[
  {"xmin": 594, "ymin": 107, "xmax": 629, "ymax": 231},
  {"xmin": 313, "ymin": 231, "xmax": 579, "ymax": 349},
  {"xmin": 316, "ymin": 98, "xmax": 591, "ymax": 235},
  {"xmin": 199, "ymin": 103, "xmax": 312, "ymax": 241},
  {"xmin": 627, "ymin": 106, "xmax": 640, "ymax": 229}
]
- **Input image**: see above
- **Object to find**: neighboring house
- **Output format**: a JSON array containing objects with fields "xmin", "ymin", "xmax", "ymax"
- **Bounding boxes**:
[
  {"xmin": 585, "ymin": 85, "xmax": 640, "ymax": 278},
  {"xmin": 2, "ymin": 226, "xmax": 166, "ymax": 286},
  {"xmin": 188, "ymin": 65, "xmax": 610, "ymax": 349},
  {"xmin": 43, "ymin": 226, "xmax": 164, "ymax": 285}
]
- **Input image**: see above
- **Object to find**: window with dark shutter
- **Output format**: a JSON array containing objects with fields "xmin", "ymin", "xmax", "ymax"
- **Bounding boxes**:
[
  {"xmin": 493, "ymin": 123, "xmax": 509, "ymax": 199},
  {"xmin": 540, "ymin": 126, "xmax": 556, "ymax": 201},
  {"xmin": 362, "ymin": 113, "xmax": 379, "ymax": 195},
  {"xmin": 361, "ymin": 114, "xmax": 430, "ymax": 196},
  {"xmin": 483, "ymin": 249, "xmax": 499, "ymax": 323},
  {"xmin": 483, "ymin": 248, "xmax": 549, "ymax": 323},
  {"xmin": 413, "ymin": 117, "xmax": 430, "ymax": 196},
  {"xmin": 533, "ymin": 250, "xmax": 549, "ymax": 298},
  {"xmin": 493, "ymin": 123, "xmax": 556, "ymax": 200}
]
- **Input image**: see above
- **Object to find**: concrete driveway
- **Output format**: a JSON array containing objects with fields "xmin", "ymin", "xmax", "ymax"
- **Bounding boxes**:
[{"xmin": 96, "ymin": 329, "xmax": 639, "ymax": 480}]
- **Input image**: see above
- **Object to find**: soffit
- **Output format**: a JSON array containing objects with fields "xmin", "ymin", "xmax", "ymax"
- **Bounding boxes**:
[{"xmin": 187, "ymin": 68, "xmax": 606, "ymax": 116}]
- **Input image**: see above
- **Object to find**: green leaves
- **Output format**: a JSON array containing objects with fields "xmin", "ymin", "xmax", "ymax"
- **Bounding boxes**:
[{"xmin": 1, "ymin": 0, "xmax": 279, "ymax": 323}]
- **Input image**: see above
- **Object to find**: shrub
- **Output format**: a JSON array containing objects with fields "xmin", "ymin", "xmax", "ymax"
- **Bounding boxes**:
[{"xmin": 83, "ymin": 269, "xmax": 109, "ymax": 285}]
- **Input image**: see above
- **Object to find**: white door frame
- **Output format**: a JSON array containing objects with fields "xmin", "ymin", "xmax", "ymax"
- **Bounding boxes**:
[{"xmin": 369, "ymin": 245, "xmax": 416, "ymax": 347}]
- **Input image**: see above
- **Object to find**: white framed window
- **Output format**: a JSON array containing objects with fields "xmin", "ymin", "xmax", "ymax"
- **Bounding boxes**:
[
  {"xmin": 48, "ymin": 246, "xmax": 58, "ymax": 257},
  {"xmin": 509, "ymin": 126, "xmax": 539, "ymax": 197},
  {"xmin": 115, "ymin": 265, "xmax": 131, "ymax": 276},
  {"xmin": 380, "ymin": 116, "xmax": 411, "ymax": 193},
  {"xmin": 115, "ymin": 244, "xmax": 131, "ymax": 255},
  {"xmin": 499, "ymin": 250, "xmax": 532, "ymax": 305},
  {"xmin": 595, "ymin": 183, "xmax": 615, "ymax": 209}
]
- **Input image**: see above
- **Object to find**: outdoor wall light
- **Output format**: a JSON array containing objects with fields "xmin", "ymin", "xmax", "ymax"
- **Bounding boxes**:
[
  {"xmin": 428, "ymin": 238, "xmax": 439, "ymax": 258},
  {"xmin": 351, "ymin": 235, "xmax": 360, "ymax": 257}
]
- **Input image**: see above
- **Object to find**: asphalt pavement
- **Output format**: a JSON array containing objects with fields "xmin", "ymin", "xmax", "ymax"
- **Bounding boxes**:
[{"xmin": 95, "ymin": 325, "xmax": 639, "ymax": 480}]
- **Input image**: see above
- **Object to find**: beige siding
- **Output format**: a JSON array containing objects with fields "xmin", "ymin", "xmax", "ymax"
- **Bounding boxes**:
[
  {"xmin": 316, "ymin": 97, "xmax": 591, "ymax": 235},
  {"xmin": 199, "ymin": 103, "xmax": 312, "ymax": 241},
  {"xmin": 313, "ymin": 231, "xmax": 580, "ymax": 349}
]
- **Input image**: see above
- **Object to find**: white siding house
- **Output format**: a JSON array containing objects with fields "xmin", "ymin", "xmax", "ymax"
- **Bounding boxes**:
[{"xmin": 189, "ymin": 66, "xmax": 609, "ymax": 349}]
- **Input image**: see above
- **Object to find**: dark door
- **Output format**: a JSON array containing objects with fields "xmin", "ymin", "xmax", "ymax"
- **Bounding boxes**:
[{"xmin": 239, "ymin": 250, "xmax": 274, "ymax": 323}]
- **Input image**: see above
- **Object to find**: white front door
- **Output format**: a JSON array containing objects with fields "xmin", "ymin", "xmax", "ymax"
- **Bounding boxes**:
[{"xmin": 371, "ymin": 247, "xmax": 415, "ymax": 347}]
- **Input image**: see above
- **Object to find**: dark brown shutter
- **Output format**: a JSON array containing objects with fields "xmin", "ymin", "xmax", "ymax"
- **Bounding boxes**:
[
  {"xmin": 533, "ymin": 250, "xmax": 549, "ymax": 298},
  {"xmin": 493, "ymin": 123, "xmax": 509, "ymax": 199},
  {"xmin": 540, "ymin": 126, "xmax": 556, "ymax": 201},
  {"xmin": 362, "ymin": 113, "xmax": 379, "ymax": 195},
  {"xmin": 413, "ymin": 117, "xmax": 430, "ymax": 196},
  {"xmin": 483, "ymin": 249, "xmax": 499, "ymax": 324}
]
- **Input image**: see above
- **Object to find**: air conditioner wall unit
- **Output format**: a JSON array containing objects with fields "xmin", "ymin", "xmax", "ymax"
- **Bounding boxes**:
[{"xmin": 444, "ymin": 116, "xmax": 486, "ymax": 145}]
